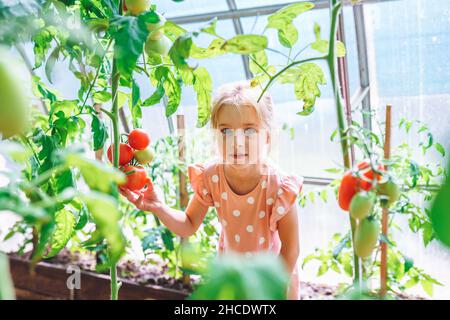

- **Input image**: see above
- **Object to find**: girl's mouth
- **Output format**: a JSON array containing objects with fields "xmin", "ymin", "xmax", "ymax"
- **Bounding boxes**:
[{"xmin": 231, "ymin": 153, "xmax": 248, "ymax": 160}]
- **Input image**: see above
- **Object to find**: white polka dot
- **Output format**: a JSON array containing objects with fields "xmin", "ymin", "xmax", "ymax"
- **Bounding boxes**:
[
  {"xmin": 202, "ymin": 188, "xmax": 208, "ymax": 196},
  {"xmin": 277, "ymin": 206, "xmax": 286, "ymax": 215},
  {"xmin": 259, "ymin": 237, "xmax": 265, "ymax": 245},
  {"xmin": 266, "ymin": 198, "xmax": 274, "ymax": 205},
  {"xmin": 259, "ymin": 211, "xmax": 266, "ymax": 219},
  {"xmin": 234, "ymin": 234, "xmax": 240, "ymax": 243},
  {"xmin": 221, "ymin": 192, "xmax": 228, "ymax": 200},
  {"xmin": 232, "ymin": 209, "xmax": 241, "ymax": 217},
  {"xmin": 247, "ymin": 196, "xmax": 254, "ymax": 204},
  {"xmin": 246, "ymin": 225, "xmax": 254, "ymax": 233},
  {"xmin": 222, "ymin": 220, "xmax": 227, "ymax": 227},
  {"xmin": 245, "ymin": 252, "xmax": 253, "ymax": 258},
  {"xmin": 211, "ymin": 174, "xmax": 219, "ymax": 183},
  {"xmin": 278, "ymin": 188, "xmax": 283, "ymax": 196},
  {"xmin": 214, "ymin": 202, "xmax": 220, "ymax": 208},
  {"xmin": 261, "ymin": 180, "xmax": 267, "ymax": 188}
]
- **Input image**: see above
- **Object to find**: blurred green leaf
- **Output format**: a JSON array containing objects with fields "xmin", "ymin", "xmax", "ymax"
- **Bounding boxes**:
[
  {"xmin": 45, "ymin": 208, "xmax": 76, "ymax": 258},
  {"xmin": 81, "ymin": 192, "xmax": 125, "ymax": 265},
  {"xmin": 190, "ymin": 253, "xmax": 289, "ymax": 300}
]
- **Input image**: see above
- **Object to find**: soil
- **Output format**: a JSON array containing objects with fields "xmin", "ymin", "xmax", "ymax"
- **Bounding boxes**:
[{"xmin": 17, "ymin": 249, "xmax": 426, "ymax": 300}]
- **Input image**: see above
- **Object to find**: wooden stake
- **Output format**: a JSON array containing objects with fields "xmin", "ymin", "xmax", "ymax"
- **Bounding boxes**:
[
  {"xmin": 380, "ymin": 104, "xmax": 392, "ymax": 297},
  {"xmin": 176, "ymin": 115, "xmax": 190, "ymax": 286}
]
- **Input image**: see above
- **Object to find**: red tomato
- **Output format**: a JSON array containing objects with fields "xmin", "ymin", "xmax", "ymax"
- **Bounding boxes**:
[
  {"xmin": 338, "ymin": 171, "xmax": 360, "ymax": 211},
  {"xmin": 338, "ymin": 159, "xmax": 385, "ymax": 211},
  {"xmin": 358, "ymin": 159, "xmax": 385, "ymax": 191},
  {"xmin": 128, "ymin": 129, "xmax": 150, "ymax": 150},
  {"xmin": 120, "ymin": 165, "xmax": 151, "ymax": 190},
  {"xmin": 107, "ymin": 143, "xmax": 134, "ymax": 166}
]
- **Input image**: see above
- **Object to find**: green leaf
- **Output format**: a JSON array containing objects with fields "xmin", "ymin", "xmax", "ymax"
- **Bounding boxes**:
[
  {"xmin": 200, "ymin": 17, "xmax": 219, "ymax": 37},
  {"xmin": 222, "ymin": 34, "xmax": 268, "ymax": 54},
  {"xmin": 132, "ymin": 78, "xmax": 141, "ymax": 107},
  {"xmin": 277, "ymin": 22, "xmax": 298, "ymax": 48},
  {"xmin": 45, "ymin": 46, "xmax": 60, "ymax": 84},
  {"xmin": 279, "ymin": 63, "xmax": 325, "ymax": 112},
  {"xmin": 162, "ymin": 21, "xmax": 187, "ymax": 41},
  {"xmin": 46, "ymin": 209, "xmax": 76, "ymax": 258},
  {"xmin": 169, "ymin": 32, "xmax": 193, "ymax": 70},
  {"xmin": 193, "ymin": 67, "xmax": 212, "ymax": 128},
  {"xmin": 317, "ymin": 262, "xmax": 328, "ymax": 276},
  {"xmin": 74, "ymin": 206, "xmax": 89, "ymax": 230},
  {"xmin": 92, "ymin": 90, "xmax": 112, "ymax": 103},
  {"xmin": 421, "ymin": 279, "xmax": 434, "ymax": 297},
  {"xmin": 311, "ymin": 39, "xmax": 346, "ymax": 57},
  {"xmin": 249, "ymin": 50, "xmax": 268, "ymax": 76},
  {"xmin": 435, "ymin": 143, "xmax": 446, "ymax": 157},
  {"xmin": 190, "ymin": 253, "xmax": 289, "ymax": 300},
  {"xmin": 190, "ymin": 39, "xmax": 225, "ymax": 59},
  {"xmin": 60, "ymin": 149, "xmax": 125, "ymax": 193},
  {"xmin": 154, "ymin": 66, "xmax": 181, "ymax": 117},
  {"xmin": 0, "ymin": 188, "xmax": 50, "ymax": 223},
  {"xmin": 403, "ymin": 254, "xmax": 414, "ymax": 273},
  {"xmin": 142, "ymin": 83, "xmax": 165, "ymax": 106},
  {"xmin": 80, "ymin": 192, "xmax": 125, "ymax": 265},
  {"xmin": 109, "ymin": 13, "xmax": 156, "ymax": 78},
  {"xmin": 91, "ymin": 114, "xmax": 108, "ymax": 151},
  {"xmin": 266, "ymin": 2, "xmax": 314, "ymax": 48},
  {"xmin": 430, "ymin": 159, "xmax": 450, "ymax": 248}
]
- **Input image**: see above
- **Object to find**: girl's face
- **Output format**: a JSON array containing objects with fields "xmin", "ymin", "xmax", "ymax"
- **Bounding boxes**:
[{"xmin": 215, "ymin": 104, "xmax": 269, "ymax": 166}]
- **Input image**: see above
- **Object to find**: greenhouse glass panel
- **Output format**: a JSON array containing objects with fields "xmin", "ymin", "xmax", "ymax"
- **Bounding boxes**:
[
  {"xmin": 151, "ymin": 0, "xmax": 229, "ymax": 18},
  {"xmin": 365, "ymin": 0, "xmax": 450, "ymax": 164}
]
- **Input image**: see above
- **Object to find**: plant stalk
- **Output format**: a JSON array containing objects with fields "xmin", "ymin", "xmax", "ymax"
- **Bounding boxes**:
[{"xmin": 327, "ymin": 0, "xmax": 361, "ymax": 288}]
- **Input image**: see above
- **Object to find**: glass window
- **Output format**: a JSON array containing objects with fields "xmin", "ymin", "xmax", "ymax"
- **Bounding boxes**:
[
  {"xmin": 365, "ymin": 0, "xmax": 450, "ymax": 164},
  {"xmin": 151, "ymin": 0, "xmax": 229, "ymax": 18},
  {"xmin": 235, "ymin": 0, "xmax": 298, "ymax": 9}
]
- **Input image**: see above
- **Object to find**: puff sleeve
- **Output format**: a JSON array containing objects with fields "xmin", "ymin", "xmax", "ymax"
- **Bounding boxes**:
[
  {"xmin": 187, "ymin": 163, "xmax": 214, "ymax": 207},
  {"xmin": 269, "ymin": 175, "xmax": 304, "ymax": 232}
]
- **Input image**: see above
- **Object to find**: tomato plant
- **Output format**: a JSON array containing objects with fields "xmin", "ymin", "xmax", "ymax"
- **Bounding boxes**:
[{"xmin": 302, "ymin": 113, "xmax": 446, "ymax": 297}]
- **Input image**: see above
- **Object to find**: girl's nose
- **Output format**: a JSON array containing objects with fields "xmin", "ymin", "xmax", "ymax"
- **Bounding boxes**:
[{"xmin": 234, "ymin": 129, "xmax": 245, "ymax": 147}]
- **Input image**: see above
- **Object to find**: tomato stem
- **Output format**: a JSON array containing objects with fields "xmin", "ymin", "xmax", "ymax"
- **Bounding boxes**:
[{"xmin": 327, "ymin": 0, "xmax": 362, "ymax": 289}]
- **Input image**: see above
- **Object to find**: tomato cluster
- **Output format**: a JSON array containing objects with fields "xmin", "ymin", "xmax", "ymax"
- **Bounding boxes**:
[
  {"xmin": 338, "ymin": 159, "xmax": 400, "ymax": 258},
  {"xmin": 107, "ymin": 129, "xmax": 155, "ymax": 191}
]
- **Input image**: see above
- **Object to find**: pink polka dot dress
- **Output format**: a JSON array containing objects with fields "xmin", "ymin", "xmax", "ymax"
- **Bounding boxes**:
[{"xmin": 187, "ymin": 161, "xmax": 304, "ymax": 256}]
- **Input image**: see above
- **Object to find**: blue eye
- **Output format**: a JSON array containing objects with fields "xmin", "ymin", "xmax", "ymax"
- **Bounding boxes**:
[
  {"xmin": 221, "ymin": 128, "xmax": 233, "ymax": 136},
  {"xmin": 244, "ymin": 128, "xmax": 257, "ymax": 136}
]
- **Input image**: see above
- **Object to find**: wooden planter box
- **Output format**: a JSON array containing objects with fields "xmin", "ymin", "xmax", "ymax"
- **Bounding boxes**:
[{"xmin": 8, "ymin": 256, "xmax": 189, "ymax": 300}]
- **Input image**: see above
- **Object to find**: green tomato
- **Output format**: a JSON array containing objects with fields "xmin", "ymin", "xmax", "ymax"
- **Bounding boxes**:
[
  {"xmin": 354, "ymin": 217, "xmax": 380, "ymax": 258},
  {"xmin": 349, "ymin": 191, "xmax": 375, "ymax": 220},
  {"xmin": 146, "ymin": 11, "xmax": 166, "ymax": 40},
  {"xmin": 145, "ymin": 35, "xmax": 171, "ymax": 56},
  {"xmin": 0, "ymin": 46, "xmax": 32, "ymax": 139},
  {"xmin": 134, "ymin": 148, "xmax": 154, "ymax": 165},
  {"xmin": 377, "ymin": 179, "xmax": 400, "ymax": 207},
  {"xmin": 125, "ymin": 0, "xmax": 151, "ymax": 16}
]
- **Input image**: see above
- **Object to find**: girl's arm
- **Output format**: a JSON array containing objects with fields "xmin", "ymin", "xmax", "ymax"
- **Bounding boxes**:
[
  {"xmin": 278, "ymin": 203, "xmax": 300, "ymax": 300},
  {"xmin": 120, "ymin": 187, "xmax": 209, "ymax": 238}
]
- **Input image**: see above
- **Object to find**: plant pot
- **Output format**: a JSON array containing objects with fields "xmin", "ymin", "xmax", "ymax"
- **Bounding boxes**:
[{"xmin": 8, "ymin": 255, "xmax": 189, "ymax": 300}]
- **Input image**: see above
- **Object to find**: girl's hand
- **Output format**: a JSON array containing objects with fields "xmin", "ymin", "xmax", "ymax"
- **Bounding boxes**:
[{"xmin": 119, "ymin": 185, "xmax": 163, "ymax": 213}]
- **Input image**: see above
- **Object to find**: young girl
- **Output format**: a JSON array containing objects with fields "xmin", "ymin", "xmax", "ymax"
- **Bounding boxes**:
[{"xmin": 120, "ymin": 81, "xmax": 303, "ymax": 299}]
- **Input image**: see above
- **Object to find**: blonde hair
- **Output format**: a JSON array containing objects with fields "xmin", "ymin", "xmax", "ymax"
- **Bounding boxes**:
[{"xmin": 210, "ymin": 81, "xmax": 274, "ymax": 130}]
